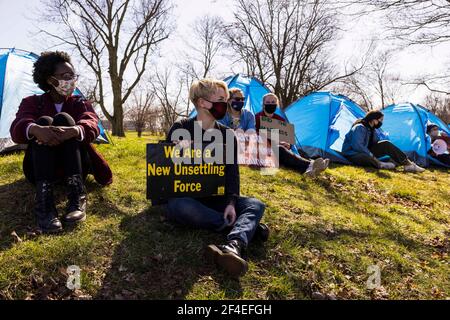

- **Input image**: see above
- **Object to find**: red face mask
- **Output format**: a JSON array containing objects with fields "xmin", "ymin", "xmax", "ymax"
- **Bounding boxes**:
[{"xmin": 204, "ymin": 99, "xmax": 228, "ymax": 120}]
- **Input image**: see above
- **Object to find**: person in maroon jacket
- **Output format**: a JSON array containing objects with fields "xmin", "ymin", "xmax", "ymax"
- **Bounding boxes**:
[
  {"xmin": 255, "ymin": 93, "xmax": 329, "ymax": 177},
  {"xmin": 10, "ymin": 51, "xmax": 112, "ymax": 234}
]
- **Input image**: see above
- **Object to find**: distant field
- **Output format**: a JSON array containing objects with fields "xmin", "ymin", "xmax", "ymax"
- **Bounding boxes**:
[{"xmin": 0, "ymin": 133, "xmax": 449, "ymax": 300}]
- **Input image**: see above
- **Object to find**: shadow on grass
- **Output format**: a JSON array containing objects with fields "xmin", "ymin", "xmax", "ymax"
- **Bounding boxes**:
[
  {"xmin": 95, "ymin": 205, "xmax": 270, "ymax": 300},
  {"xmin": 0, "ymin": 177, "xmax": 121, "ymax": 252},
  {"xmin": 279, "ymin": 168, "xmax": 361, "ymax": 210},
  {"xmin": 0, "ymin": 179, "xmax": 35, "ymax": 251}
]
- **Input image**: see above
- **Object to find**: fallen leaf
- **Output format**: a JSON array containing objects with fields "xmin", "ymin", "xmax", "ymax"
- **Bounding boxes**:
[
  {"xmin": 312, "ymin": 291, "xmax": 338, "ymax": 300},
  {"xmin": 119, "ymin": 265, "xmax": 128, "ymax": 272},
  {"xmin": 311, "ymin": 292, "xmax": 326, "ymax": 300},
  {"xmin": 152, "ymin": 254, "xmax": 163, "ymax": 262}
]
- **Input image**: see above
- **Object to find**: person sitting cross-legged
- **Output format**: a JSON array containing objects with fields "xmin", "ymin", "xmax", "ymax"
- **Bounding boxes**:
[
  {"xmin": 342, "ymin": 110, "xmax": 425, "ymax": 173},
  {"xmin": 165, "ymin": 79, "xmax": 268, "ymax": 278}
]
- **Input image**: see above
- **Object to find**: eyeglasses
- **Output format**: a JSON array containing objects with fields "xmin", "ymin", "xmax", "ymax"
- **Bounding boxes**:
[{"xmin": 52, "ymin": 73, "xmax": 79, "ymax": 81}]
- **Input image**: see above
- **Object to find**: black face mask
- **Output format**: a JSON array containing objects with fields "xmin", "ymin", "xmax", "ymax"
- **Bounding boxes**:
[
  {"xmin": 374, "ymin": 121, "xmax": 383, "ymax": 129},
  {"xmin": 205, "ymin": 99, "xmax": 228, "ymax": 120},
  {"xmin": 264, "ymin": 104, "xmax": 277, "ymax": 114},
  {"xmin": 231, "ymin": 101, "xmax": 244, "ymax": 112}
]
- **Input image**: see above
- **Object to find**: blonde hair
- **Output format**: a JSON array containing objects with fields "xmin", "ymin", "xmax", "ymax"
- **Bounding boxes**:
[
  {"xmin": 263, "ymin": 93, "xmax": 280, "ymax": 105},
  {"xmin": 229, "ymin": 88, "xmax": 244, "ymax": 99},
  {"xmin": 189, "ymin": 79, "xmax": 229, "ymax": 106}
]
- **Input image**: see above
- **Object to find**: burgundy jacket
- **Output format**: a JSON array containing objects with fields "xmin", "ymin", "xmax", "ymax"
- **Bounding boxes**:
[{"xmin": 10, "ymin": 93, "xmax": 113, "ymax": 186}]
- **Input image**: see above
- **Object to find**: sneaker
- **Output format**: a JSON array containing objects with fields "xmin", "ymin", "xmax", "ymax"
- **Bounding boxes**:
[
  {"xmin": 379, "ymin": 162, "xmax": 396, "ymax": 170},
  {"xmin": 305, "ymin": 158, "xmax": 328, "ymax": 177},
  {"xmin": 404, "ymin": 162, "xmax": 425, "ymax": 173}
]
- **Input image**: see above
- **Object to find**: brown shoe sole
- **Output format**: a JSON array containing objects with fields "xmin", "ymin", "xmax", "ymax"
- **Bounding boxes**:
[{"xmin": 205, "ymin": 245, "xmax": 248, "ymax": 278}]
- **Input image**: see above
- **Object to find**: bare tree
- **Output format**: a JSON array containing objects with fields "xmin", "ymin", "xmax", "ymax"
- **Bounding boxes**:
[
  {"xmin": 332, "ymin": 75, "xmax": 373, "ymax": 111},
  {"xmin": 175, "ymin": 15, "xmax": 227, "ymax": 116},
  {"xmin": 126, "ymin": 90, "xmax": 155, "ymax": 137},
  {"xmin": 181, "ymin": 15, "xmax": 226, "ymax": 79},
  {"xmin": 349, "ymin": 0, "xmax": 450, "ymax": 95},
  {"xmin": 350, "ymin": 0, "xmax": 450, "ymax": 46},
  {"xmin": 226, "ymin": 0, "xmax": 365, "ymax": 108},
  {"xmin": 403, "ymin": 75, "xmax": 450, "ymax": 96},
  {"xmin": 367, "ymin": 51, "xmax": 401, "ymax": 109},
  {"xmin": 335, "ymin": 49, "xmax": 401, "ymax": 110},
  {"xmin": 152, "ymin": 67, "xmax": 187, "ymax": 134},
  {"xmin": 39, "ymin": 0, "xmax": 173, "ymax": 137},
  {"xmin": 146, "ymin": 107, "xmax": 164, "ymax": 134},
  {"xmin": 424, "ymin": 92, "xmax": 450, "ymax": 124}
]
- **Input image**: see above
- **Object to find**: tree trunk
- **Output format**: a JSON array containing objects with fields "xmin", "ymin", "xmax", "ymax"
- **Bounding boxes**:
[
  {"xmin": 111, "ymin": 115, "xmax": 125, "ymax": 137},
  {"xmin": 110, "ymin": 83, "xmax": 125, "ymax": 137},
  {"xmin": 109, "ymin": 47, "xmax": 126, "ymax": 137},
  {"xmin": 137, "ymin": 130, "xmax": 142, "ymax": 138}
]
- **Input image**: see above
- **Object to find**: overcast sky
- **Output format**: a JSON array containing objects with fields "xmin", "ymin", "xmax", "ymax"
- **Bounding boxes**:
[{"xmin": 1, "ymin": 0, "xmax": 449, "ymax": 107}]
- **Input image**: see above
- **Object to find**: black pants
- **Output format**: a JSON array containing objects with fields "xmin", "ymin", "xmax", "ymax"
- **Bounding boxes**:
[
  {"xmin": 23, "ymin": 113, "xmax": 90, "ymax": 184},
  {"xmin": 347, "ymin": 140, "xmax": 409, "ymax": 169},
  {"xmin": 432, "ymin": 153, "xmax": 450, "ymax": 166},
  {"xmin": 278, "ymin": 145, "xmax": 311, "ymax": 173}
]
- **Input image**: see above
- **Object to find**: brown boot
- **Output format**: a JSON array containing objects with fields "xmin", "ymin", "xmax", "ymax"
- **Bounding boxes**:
[{"xmin": 205, "ymin": 239, "xmax": 248, "ymax": 278}]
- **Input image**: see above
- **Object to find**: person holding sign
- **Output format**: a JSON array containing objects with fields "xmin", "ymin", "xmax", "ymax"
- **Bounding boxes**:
[
  {"xmin": 427, "ymin": 124, "xmax": 450, "ymax": 166},
  {"xmin": 9, "ymin": 51, "xmax": 112, "ymax": 234},
  {"xmin": 342, "ymin": 111, "xmax": 425, "ymax": 172},
  {"xmin": 165, "ymin": 79, "xmax": 268, "ymax": 278},
  {"xmin": 255, "ymin": 93, "xmax": 329, "ymax": 177},
  {"xmin": 218, "ymin": 88, "xmax": 256, "ymax": 131}
]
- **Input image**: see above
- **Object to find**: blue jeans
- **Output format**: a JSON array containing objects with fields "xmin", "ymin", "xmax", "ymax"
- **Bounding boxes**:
[{"xmin": 166, "ymin": 197, "xmax": 265, "ymax": 246}]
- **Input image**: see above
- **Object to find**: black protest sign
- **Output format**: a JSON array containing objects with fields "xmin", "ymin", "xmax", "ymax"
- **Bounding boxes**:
[{"xmin": 146, "ymin": 143, "xmax": 227, "ymax": 205}]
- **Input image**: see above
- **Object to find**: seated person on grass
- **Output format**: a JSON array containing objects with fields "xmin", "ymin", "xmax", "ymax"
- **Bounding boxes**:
[
  {"xmin": 165, "ymin": 79, "xmax": 268, "ymax": 279},
  {"xmin": 218, "ymin": 88, "xmax": 256, "ymax": 131},
  {"xmin": 342, "ymin": 110, "xmax": 425, "ymax": 173},
  {"xmin": 427, "ymin": 124, "xmax": 450, "ymax": 166},
  {"xmin": 9, "ymin": 51, "xmax": 112, "ymax": 234},
  {"xmin": 255, "ymin": 93, "xmax": 329, "ymax": 177}
]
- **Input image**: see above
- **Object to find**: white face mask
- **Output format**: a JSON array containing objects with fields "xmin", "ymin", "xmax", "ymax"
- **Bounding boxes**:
[{"xmin": 51, "ymin": 77, "xmax": 77, "ymax": 97}]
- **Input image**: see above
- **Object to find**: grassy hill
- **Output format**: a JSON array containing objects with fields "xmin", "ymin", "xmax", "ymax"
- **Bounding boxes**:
[{"xmin": 0, "ymin": 133, "xmax": 449, "ymax": 300}]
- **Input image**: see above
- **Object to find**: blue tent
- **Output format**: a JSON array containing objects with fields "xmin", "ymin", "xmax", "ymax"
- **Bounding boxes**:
[
  {"xmin": 189, "ymin": 74, "xmax": 288, "ymax": 120},
  {"xmin": 0, "ymin": 48, "xmax": 110, "ymax": 153},
  {"xmin": 382, "ymin": 103, "xmax": 450, "ymax": 168},
  {"xmin": 285, "ymin": 92, "xmax": 366, "ymax": 163}
]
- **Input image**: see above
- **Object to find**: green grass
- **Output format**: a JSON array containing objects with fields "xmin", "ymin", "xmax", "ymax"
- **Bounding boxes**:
[{"xmin": 0, "ymin": 133, "xmax": 449, "ymax": 300}]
